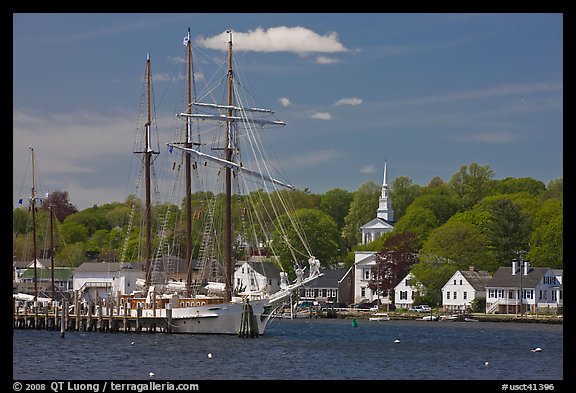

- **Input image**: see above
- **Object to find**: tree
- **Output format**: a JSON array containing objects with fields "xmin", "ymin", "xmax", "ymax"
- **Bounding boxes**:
[
  {"xmin": 342, "ymin": 181, "xmax": 380, "ymax": 249},
  {"xmin": 448, "ymin": 162, "xmax": 495, "ymax": 210},
  {"xmin": 420, "ymin": 220, "xmax": 497, "ymax": 273},
  {"xmin": 543, "ymin": 178, "xmax": 563, "ymax": 200},
  {"xmin": 481, "ymin": 197, "xmax": 532, "ymax": 266},
  {"xmin": 528, "ymin": 198, "xmax": 562, "ymax": 268},
  {"xmin": 390, "ymin": 176, "xmax": 421, "ymax": 220},
  {"xmin": 319, "ymin": 188, "xmax": 353, "ymax": 230},
  {"xmin": 13, "ymin": 208, "xmax": 29, "ymax": 235},
  {"xmin": 408, "ymin": 184, "xmax": 460, "ymax": 225},
  {"xmin": 494, "ymin": 177, "xmax": 546, "ymax": 196},
  {"xmin": 368, "ymin": 232, "xmax": 419, "ymax": 301},
  {"xmin": 271, "ymin": 208, "xmax": 340, "ymax": 278},
  {"xmin": 40, "ymin": 190, "xmax": 78, "ymax": 221},
  {"xmin": 426, "ymin": 176, "xmax": 445, "ymax": 189},
  {"xmin": 392, "ymin": 205, "xmax": 439, "ymax": 249}
]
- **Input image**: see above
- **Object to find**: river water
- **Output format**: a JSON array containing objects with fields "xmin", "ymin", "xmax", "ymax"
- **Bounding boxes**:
[{"xmin": 13, "ymin": 318, "xmax": 563, "ymax": 385}]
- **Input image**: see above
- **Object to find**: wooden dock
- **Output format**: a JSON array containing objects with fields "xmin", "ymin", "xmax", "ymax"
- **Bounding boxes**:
[{"xmin": 13, "ymin": 298, "xmax": 174, "ymax": 334}]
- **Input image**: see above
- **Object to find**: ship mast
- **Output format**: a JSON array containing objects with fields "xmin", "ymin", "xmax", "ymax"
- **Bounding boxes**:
[
  {"xmin": 29, "ymin": 146, "xmax": 38, "ymax": 302},
  {"xmin": 224, "ymin": 30, "xmax": 234, "ymax": 302},
  {"xmin": 138, "ymin": 54, "xmax": 159, "ymax": 289},
  {"xmin": 184, "ymin": 28, "xmax": 193, "ymax": 295},
  {"xmin": 49, "ymin": 205, "xmax": 55, "ymax": 301}
]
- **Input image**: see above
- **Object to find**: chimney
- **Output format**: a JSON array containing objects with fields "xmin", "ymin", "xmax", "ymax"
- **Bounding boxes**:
[
  {"xmin": 511, "ymin": 260, "xmax": 517, "ymax": 275},
  {"xmin": 468, "ymin": 266, "xmax": 475, "ymax": 272}
]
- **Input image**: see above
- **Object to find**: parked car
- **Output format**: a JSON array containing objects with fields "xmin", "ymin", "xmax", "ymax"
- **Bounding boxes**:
[
  {"xmin": 353, "ymin": 302, "xmax": 374, "ymax": 310},
  {"xmin": 409, "ymin": 305, "xmax": 432, "ymax": 313}
]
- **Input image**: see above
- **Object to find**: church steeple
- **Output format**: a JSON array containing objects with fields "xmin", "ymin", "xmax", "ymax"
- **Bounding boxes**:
[{"xmin": 376, "ymin": 160, "xmax": 394, "ymax": 222}]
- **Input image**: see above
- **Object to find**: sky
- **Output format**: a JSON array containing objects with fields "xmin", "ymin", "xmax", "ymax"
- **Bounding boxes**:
[{"xmin": 13, "ymin": 13, "xmax": 563, "ymax": 211}]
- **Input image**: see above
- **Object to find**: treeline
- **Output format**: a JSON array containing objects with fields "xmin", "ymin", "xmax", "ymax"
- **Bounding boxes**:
[{"xmin": 13, "ymin": 163, "xmax": 563, "ymax": 283}]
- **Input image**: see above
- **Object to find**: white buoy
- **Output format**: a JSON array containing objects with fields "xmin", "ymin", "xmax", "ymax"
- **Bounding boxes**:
[
  {"xmin": 130, "ymin": 341, "xmax": 135, "ymax": 345},
  {"xmin": 484, "ymin": 362, "xmax": 489, "ymax": 366},
  {"xmin": 208, "ymin": 353, "xmax": 213, "ymax": 358},
  {"xmin": 149, "ymin": 372, "xmax": 155, "ymax": 378},
  {"xmin": 394, "ymin": 339, "xmax": 400, "ymax": 343},
  {"xmin": 531, "ymin": 347, "xmax": 542, "ymax": 352}
]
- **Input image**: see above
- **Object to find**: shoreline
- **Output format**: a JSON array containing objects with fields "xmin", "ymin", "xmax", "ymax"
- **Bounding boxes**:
[{"xmin": 292, "ymin": 309, "xmax": 564, "ymax": 324}]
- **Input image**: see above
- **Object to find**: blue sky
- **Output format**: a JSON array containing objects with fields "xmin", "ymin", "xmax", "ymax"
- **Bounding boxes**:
[{"xmin": 13, "ymin": 13, "xmax": 563, "ymax": 211}]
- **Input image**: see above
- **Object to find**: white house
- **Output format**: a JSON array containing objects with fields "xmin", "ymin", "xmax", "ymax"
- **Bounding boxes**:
[
  {"xmin": 485, "ymin": 260, "xmax": 563, "ymax": 315},
  {"xmin": 351, "ymin": 251, "xmax": 392, "ymax": 306},
  {"xmin": 233, "ymin": 257, "xmax": 281, "ymax": 299},
  {"xmin": 441, "ymin": 266, "xmax": 492, "ymax": 312},
  {"xmin": 72, "ymin": 261, "xmax": 145, "ymax": 302},
  {"xmin": 394, "ymin": 272, "xmax": 426, "ymax": 310},
  {"xmin": 359, "ymin": 161, "xmax": 394, "ymax": 244}
]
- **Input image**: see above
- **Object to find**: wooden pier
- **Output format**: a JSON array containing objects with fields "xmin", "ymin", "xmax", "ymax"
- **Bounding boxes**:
[{"xmin": 13, "ymin": 297, "xmax": 173, "ymax": 334}]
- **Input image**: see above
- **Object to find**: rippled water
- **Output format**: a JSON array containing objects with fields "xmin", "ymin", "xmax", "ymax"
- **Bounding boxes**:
[{"xmin": 13, "ymin": 318, "xmax": 563, "ymax": 381}]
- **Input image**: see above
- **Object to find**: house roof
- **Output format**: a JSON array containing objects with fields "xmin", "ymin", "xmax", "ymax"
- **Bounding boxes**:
[
  {"xmin": 14, "ymin": 259, "xmax": 51, "ymax": 269},
  {"xmin": 74, "ymin": 261, "xmax": 145, "ymax": 273},
  {"xmin": 460, "ymin": 270, "xmax": 492, "ymax": 291},
  {"xmin": 303, "ymin": 268, "xmax": 348, "ymax": 288},
  {"xmin": 360, "ymin": 217, "xmax": 394, "ymax": 230},
  {"xmin": 486, "ymin": 266, "xmax": 550, "ymax": 289},
  {"xmin": 20, "ymin": 267, "xmax": 75, "ymax": 280}
]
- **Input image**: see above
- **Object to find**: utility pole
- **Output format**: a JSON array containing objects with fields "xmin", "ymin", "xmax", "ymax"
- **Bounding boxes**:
[{"xmin": 516, "ymin": 250, "xmax": 527, "ymax": 317}]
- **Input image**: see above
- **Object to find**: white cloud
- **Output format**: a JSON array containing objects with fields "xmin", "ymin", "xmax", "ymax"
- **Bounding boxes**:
[
  {"xmin": 360, "ymin": 165, "xmax": 376, "ymax": 174},
  {"xmin": 279, "ymin": 97, "xmax": 291, "ymax": 107},
  {"xmin": 335, "ymin": 97, "xmax": 363, "ymax": 106},
  {"xmin": 310, "ymin": 112, "xmax": 332, "ymax": 120},
  {"xmin": 196, "ymin": 26, "xmax": 349, "ymax": 54},
  {"xmin": 316, "ymin": 56, "xmax": 340, "ymax": 64}
]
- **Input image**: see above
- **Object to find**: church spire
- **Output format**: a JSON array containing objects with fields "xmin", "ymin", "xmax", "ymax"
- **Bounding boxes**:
[{"xmin": 376, "ymin": 160, "xmax": 394, "ymax": 222}]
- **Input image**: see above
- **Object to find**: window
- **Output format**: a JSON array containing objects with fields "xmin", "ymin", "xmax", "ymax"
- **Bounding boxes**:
[
  {"xmin": 447, "ymin": 292, "xmax": 450, "ymax": 299},
  {"xmin": 453, "ymin": 279, "xmax": 456, "ymax": 285},
  {"xmin": 453, "ymin": 291, "xmax": 457, "ymax": 300},
  {"xmin": 460, "ymin": 279, "xmax": 463, "ymax": 285},
  {"xmin": 463, "ymin": 292, "xmax": 467, "ymax": 300},
  {"xmin": 364, "ymin": 270, "xmax": 370, "ymax": 280},
  {"xmin": 361, "ymin": 287, "xmax": 366, "ymax": 297}
]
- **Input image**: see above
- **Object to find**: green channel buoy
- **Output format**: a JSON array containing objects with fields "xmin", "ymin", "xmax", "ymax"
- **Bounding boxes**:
[{"xmin": 352, "ymin": 318, "xmax": 357, "ymax": 327}]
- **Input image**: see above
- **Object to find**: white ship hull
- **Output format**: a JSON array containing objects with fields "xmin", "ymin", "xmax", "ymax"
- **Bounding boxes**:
[{"xmin": 168, "ymin": 300, "xmax": 272, "ymax": 335}]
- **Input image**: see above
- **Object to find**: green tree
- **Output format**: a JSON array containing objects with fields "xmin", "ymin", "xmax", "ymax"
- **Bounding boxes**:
[
  {"xmin": 481, "ymin": 197, "xmax": 532, "ymax": 266},
  {"xmin": 342, "ymin": 181, "xmax": 380, "ymax": 249},
  {"xmin": 409, "ymin": 184, "xmax": 460, "ymax": 225},
  {"xmin": 494, "ymin": 177, "xmax": 546, "ymax": 196},
  {"xmin": 392, "ymin": 205, "xmax": 439, "ymax": 249},
  {"xmin": 60, "ymin": 221, "xmax": 89, "ymax": 244},
  {"xmin": 448, "ymin": 162, "xmax": 495, "ymax": 210},
  {"xmin": 420, "ymin": 221, "xmax": 496, "ymax": 273},
  {"xmin": 55, "ymin": 242, "xmax": 87, "ymax": 267},
  {"xmin": 542, "ymin": 178, "xmax": 563, "ymax": 200},
  {"xmin": 13, "ymin": 207, "xmax": 29, "ymax": 235},
  {"xmin": 319, "ymin": 188, "xmax": 353, "ymax": 230},
  {"xmin": 529, "ymin": 198, "xmax": 562, "ymax": 268},
  {"xmin": 390, "ymin": 176, "xmax": 421, "ymax": 221},
  {"xmin": 271, "ymin": 208, "xmax": 340, "ymax": 278}
]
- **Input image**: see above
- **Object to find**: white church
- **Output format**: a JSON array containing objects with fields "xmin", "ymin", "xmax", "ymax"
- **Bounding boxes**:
[
  {"xmin": 359, "ymin": 160, "xmax": 395, "ymax": 244},
  {"xmin": 349, "ymin": 161, "xmax": 396, "ymax": 305}
]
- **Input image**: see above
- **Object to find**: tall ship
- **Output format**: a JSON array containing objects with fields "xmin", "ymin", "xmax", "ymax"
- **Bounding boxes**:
[{"xmin": 122, "ymin": 29, "xmax": 322, "ymax": 335}]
